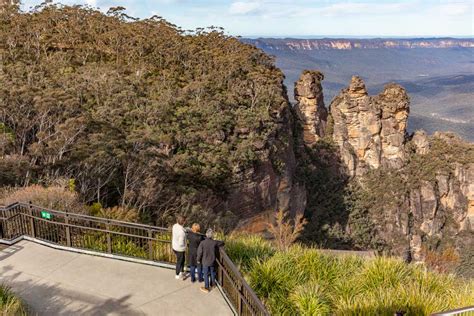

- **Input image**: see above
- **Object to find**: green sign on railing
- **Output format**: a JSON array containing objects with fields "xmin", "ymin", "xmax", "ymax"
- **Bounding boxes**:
[{"xmin": 41, "ymin": 210, "xmax": 52, "ymax": 220}]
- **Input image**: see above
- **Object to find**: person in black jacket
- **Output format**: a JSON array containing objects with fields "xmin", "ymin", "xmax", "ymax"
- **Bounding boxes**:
[
  {"xmin": 197, "ymin": 229, "xmax": 224, "ymax": 293},
  {"xmin": 187, "ymin": 223, "xmax": 204, "ymax": 283}
]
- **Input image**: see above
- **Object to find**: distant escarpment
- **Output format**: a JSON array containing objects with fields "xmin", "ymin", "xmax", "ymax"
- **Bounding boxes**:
[
  {"xmin": 243, "ymin": 38, "xmax": 474, "ymax": 51},
  {"xmin": 295, "ymin": 71, "xmax": 473, "ymax": 269}
]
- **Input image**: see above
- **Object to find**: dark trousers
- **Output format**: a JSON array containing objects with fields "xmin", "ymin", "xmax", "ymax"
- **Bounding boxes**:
[
  {"xmin": 202, "ymin": 265, "xmax": 216, "ymax": 290},
  {"xmin": 174, "ymin": 250, "xmax": 185, "ymax": 276},
  {"xmin": 189, "ymin": 265, "xmax": 203, "ymax": 282}
]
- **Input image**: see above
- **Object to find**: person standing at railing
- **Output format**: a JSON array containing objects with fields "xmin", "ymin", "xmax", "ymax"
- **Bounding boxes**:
[
  {"xmin": 186, "ymin": 223, "xmax": 204, "ymax": 283},
  {"xmin": 197, "ymin": 229, "xmax": 224, "ymax": 293},
  {"xmin": 172, "ymin": 215, "xmax": 187, "ymax": 280}
]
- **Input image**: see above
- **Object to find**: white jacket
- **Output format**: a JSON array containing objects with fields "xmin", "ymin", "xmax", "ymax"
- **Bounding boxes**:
[{"xmin": 172, "ymin": 223, "xmax": 186, "ymax": 252}]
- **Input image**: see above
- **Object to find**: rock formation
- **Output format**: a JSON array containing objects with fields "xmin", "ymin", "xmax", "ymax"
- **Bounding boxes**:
[
  {"xmin": 330, "ymin": 76, "xmax": 409, "ymax": 177},
  {"xmin": 296, "ymin": 72, "xmax": 473, "ymax": 264},
  {"xmin": 391, "ymin": 135, "xmax": 473, "ymax": 261},
  {"xmin": 294, "ymin": 71, "xmax": 327, "ymax": 146}
]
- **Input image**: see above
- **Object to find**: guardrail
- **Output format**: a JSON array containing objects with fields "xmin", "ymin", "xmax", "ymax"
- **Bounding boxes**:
[
  {"xmin": 431, "ymin": 306, "xmax": 474, "ymax": 316},
  {"xmin": 0, "ymin": 202, "xmax": 269, "ymax": 316}
]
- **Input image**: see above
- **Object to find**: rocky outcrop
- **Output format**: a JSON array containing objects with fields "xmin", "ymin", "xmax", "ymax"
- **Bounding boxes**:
[
  {"xmin": 330, "ymin": 76, "xmax": 409, "ymax": 177},
  {"xmin": 411, "ymin": 130, "xmax": 430, "ymax": 154},
  {"xmin": 294, "ymin": 71, "xmax": 327, "ymax": 146},
  {"xmin": 296, "ymin": 72, "xmax": 472, "ymax": 262}
]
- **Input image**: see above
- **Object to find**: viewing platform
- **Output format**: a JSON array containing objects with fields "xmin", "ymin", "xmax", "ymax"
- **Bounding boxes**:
[
  {"xmin": 0, "ymin": 240, "xmax": 232, "ymax": 315},
  {"xmin": 0, "ymin": 202, "xmax": 268, "ymax": 316}
]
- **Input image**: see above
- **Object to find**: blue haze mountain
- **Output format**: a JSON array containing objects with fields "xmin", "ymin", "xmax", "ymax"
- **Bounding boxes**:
[{"xmin": 242, "ymin": 38, "xmax": 474, "ymax": 141}]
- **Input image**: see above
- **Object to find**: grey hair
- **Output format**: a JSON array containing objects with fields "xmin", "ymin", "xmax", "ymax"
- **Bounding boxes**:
[{"xmin": 206, "ymin": 229, "xmax": 214, "ymax": 239}]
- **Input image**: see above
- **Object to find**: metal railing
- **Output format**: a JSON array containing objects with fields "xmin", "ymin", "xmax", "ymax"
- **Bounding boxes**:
[
  {"xmin": 0, "ymin": 202, "xmax": 269, "ymax": 316},
  {"xmin": 431, "ymin": 306, "xmax": 474, "ymax": 316}
]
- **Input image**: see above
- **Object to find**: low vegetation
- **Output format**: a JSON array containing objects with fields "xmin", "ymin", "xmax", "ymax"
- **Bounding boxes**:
[
  {"xmin": 0, "ymin": 284, "xmax": 27, "ymax": 315},
  {"xmin": 224, "ymin": 235, "xmax": 474, "ymax": 315}
]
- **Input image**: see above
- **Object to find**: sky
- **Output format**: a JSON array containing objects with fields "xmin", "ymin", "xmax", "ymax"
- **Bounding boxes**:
[{"xmin": 21, "ymin": 0, "xmax": 474, "ymax": 37}]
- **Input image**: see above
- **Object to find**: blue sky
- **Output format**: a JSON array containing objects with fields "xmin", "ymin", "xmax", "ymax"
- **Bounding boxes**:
[{"xmin": 22, "ymin": 0, "xmax": 474, "ymax": 37}]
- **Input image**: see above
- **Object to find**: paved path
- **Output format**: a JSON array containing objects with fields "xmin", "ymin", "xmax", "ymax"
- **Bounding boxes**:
[{"xmin": 0, "ymin": 241, "xmax": 232, "ymax": 316}]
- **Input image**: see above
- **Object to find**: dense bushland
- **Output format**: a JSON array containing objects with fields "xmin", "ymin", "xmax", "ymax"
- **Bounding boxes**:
[
  {"xmin": 224, "ymin": 235, "xmax": 474, "ymax": 315},
  {"xmin": 0, "ymin": 5, "xmax": 288, "ymax": 227}
]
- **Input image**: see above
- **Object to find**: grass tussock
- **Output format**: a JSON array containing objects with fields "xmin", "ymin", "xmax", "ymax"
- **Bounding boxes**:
[
  {"xmin": 225, "ymin": 237, "xmax": 474, "ymax": 315},
  {"xmin": 0, "ymin": 284, "xmax": 27, "ymax": 316}
]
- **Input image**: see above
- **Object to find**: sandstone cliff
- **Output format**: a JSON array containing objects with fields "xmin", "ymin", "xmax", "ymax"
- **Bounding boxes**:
[
  {"xmin": 330, "ymin": 76, "xmax": 409, "ymax": 176},
  {"xmin": 294, "ymin": 70, "xmax": 327, "ymax": 146},
  {"xmin": 244, "ymin": 38, "xmax": 474, "ymax": 51},
  {"xmin": 295, "ymin": 71, "xmax": 473, "ymax": 265}
]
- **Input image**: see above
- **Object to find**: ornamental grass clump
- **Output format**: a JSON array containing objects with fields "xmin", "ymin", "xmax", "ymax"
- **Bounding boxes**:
[
  {"xmin": 0, "ymin": 284, "xmax": 27, "ymax": 315},
  {"xmin": 223, "ymin": 234, "xmax": 274, "ymax": 272},
  {"xmin": 230, "ymin": 236, "xmax": 474, "ymax": 315}
]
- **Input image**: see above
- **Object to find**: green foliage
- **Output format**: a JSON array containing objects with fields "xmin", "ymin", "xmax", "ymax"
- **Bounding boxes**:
[
  {"xmin": 80, "ymin": 230, "xmax": 175, "ymax": 262},
  {"xmin": 290, "ymin": 282, "xmax": 331, "ymax": 316},
  {"xmin": 0, "ymin": 284, "xmax": 28, "ymax": 315},
  {"xmin": 68, "ymin": 179, "xmax": 76, "ymax": 193},
  {"xmin": 82, "ymin": 233, "xmax": 147, "ymax": 258},
  {"xmin": 226, "ymin": 235, "xmax": 474, "ymax": 315},
  {"xmin": 0, "ymin": 5, "xmax": 288, "ymax": 226},
  {"xmin": 88, "ymin": 202, "xmax": 103, "ymax": 216},
  {"xmin": 223, "ymin": 234, "xmax": 275, "ymax": 272}
]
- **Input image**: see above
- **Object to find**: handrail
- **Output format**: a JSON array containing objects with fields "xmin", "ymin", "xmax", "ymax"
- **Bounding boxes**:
[
  {"xmin": 431, "ymin": 306, "xmax": 474, "ymax": 316},
  {"xmin": 2, "ymin": 202, "xmax": 170, "ymax": 231},
  {"xmin": 0, "ymin": 202, "xmax": 269, "ymax": 316},
  {"xmin": 217, "ymin": 247, "xmax": 269, "ymax": 316}
]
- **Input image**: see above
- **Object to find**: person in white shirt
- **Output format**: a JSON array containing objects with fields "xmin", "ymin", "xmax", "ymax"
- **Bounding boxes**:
[{"xmin": 172, "ymin": 215, "xmax": 187, "ymax": 279}]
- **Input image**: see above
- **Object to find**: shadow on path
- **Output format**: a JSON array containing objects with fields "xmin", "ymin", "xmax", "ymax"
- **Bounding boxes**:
[{"xmin": 0, "ymin": 265, "xmax": 142, "ymax": 315}]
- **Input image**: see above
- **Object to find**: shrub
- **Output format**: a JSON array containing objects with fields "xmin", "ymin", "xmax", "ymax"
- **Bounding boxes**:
[
  {"xmin": 422, "ymin": 246, "xmax": 460, "ymax": 274},
  {"xmin": 96, "ymin": 206, "xmax": 138, "ymax": 222},
  {"xmin": 0, "ymin": 183, "xmax": 84, "ymax": 213},
  {"xmin": 267, "ymin": 210, "xmax": 307, "ymax": 251},
  {"xmin": 223, "ymin": 234, "xmax": 274, "ymax": 272},
  {"xmin": 290, "ymin": 282, "xmax": 331, "ymax": 316},
  {"xmin": 228, "ymin": 235, "xmax": 474, "ymax": 315},
  {"xmin": 81, "ymin": 233, "xmax": 148, "ymax": 259},
  {"xmin": 0, "ymin": 284, "xmax": 27, "ymax": 315}
]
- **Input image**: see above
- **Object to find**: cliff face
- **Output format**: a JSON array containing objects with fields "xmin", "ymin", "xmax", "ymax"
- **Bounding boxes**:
[
  {"xmin": 392, "ymin": 132, "xmax": 474, "ymax": 261},
  {"xmin": 244, "ymin": 38, "xmax": 474, "ymax": 51},
  {"xmin": 226, "ymin": 95, "xmax": 306, "ymax": 232},
  {"xmin": 330, "ymin": 76, "xmax": 409, "ymax": 177},
  {"xmin": 294, "ymin": 71, "xmax": 327, "ymax": 146},
  {"xmin": 295, "ymin": 71, "xmax": 473, "ymax": 261}
]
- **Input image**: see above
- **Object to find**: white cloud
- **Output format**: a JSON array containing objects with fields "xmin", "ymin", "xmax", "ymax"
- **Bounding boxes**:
[
  {"xmin": 229, "ymin": 1, "xmax": 261, "ymax": 15},
  {"xmin": 430, "ymin": 3, "xmax": 472, "ymax": 16},
  {"xmin": 290, "ymin": 2, "xmax": 414, "ymax": 18}
]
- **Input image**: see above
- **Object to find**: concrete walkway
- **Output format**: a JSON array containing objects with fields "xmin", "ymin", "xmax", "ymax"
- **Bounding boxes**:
[{"xmin": 0, "ymin": 241, "xmax": 233, "ymax": 316}]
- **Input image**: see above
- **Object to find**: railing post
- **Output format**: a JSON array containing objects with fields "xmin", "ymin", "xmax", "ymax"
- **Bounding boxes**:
[
  {"xmin": 28, "ymin": 203, "xmax": 36, "ymax": 238},
  {"xmin": 148, "ymin": 229, "xmax": 154, "ymax": 260},
  {"xmin": 219, "ymin": 263, "xmax": 224, "ymax": 287},
  {"xmin": 218, "ymin": 249, "xmax": 224, "ymax": 287},
  {"xmin": 238, "ymin": 282, "xmax": 243, "ymax": 315},
  {"xmin": 65, "ymin": 213, "xmax": 71, "ymax": 247},
  {"xmin": 106, "ymin": 221, "xmax": 112, "ymax": 253}
]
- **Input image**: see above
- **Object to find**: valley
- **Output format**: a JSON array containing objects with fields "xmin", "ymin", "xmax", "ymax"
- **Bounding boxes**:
[{"xmin": 243, "ymin": 38, "xmax": 474, "ymax": 140}]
